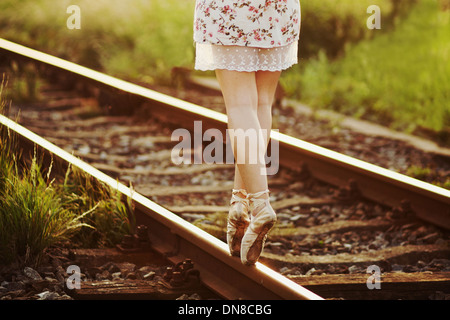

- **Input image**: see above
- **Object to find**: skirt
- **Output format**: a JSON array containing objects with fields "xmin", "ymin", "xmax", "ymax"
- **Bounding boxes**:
[
  {"xmin": 193, "ymin": 0, "xmax": 301, "ymax": 72},
  {"xmin": 194, "ymin": 41, "xmax": 298, "ymax": 72}
]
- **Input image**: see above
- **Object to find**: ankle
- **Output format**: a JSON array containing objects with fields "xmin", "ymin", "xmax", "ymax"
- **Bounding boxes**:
[
  {"xmin": 247, "ymin": 189, "xmax": 271, "ymax": 214},
  {"xmin": 246, "ymin": 189, "xmax": 270, "ymax": 200},
  {"xmin": 252, "ymin": 193, "xmax": 269, "ymax": 200},
  {"xmin": 232, "ymin": 189, "xmax": 247, "ymax": 199}
]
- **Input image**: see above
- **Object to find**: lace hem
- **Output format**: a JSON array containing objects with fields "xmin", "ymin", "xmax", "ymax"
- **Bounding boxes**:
[{"xmin": 194, "ymin": 42, "xmax": 298, "ymax": 72}]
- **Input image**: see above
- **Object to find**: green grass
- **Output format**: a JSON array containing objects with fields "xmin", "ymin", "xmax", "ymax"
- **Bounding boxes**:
[
  {"xmin": 0, "ymin": 85, "xmax": 135, "ymax": 267},
  {"xmin": 283, "ymin": 0, "xmax": 450, "ymax": 144},
  {"xmin": 61, "ymin": 163, "xmax": 135, "ymax": 248},
  {"xmin": 296, "ymin": 0, "xmax": 414, "ymax": 58},
  {"xmin": 406, "ymin": 165, "xmax": 450, "ymax": 189},
  {"xmin": 0, "ymin": 136, "xmax": 135, "ymax": 267},
  {"xmin": 0, "ymin": 147, "xmax": 91, "ymax": 266},
  {"xmin": 0, "ymin": 0, "xmax": 196, "ymax": 85},
  {"xmin": 3, "ymin": 61, "xmax": 44, "ymax": 103}
]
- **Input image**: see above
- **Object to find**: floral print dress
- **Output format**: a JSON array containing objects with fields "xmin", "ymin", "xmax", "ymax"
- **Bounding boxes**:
[{"xmin": 194, "ymin": 0, "xmax": 301, "ymax": 72}]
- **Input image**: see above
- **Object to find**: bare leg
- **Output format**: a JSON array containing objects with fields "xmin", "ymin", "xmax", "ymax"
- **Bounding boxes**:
[
  {"xmin": 215, "ymin": 70, "xmax": 269, "ymax": 196},
  {"xmin": 233, "ymin": 166, "xmax": 246, "ymax": 190},
  {"xmin": 231, "ymin": 70, "xmax": 281, "ymax": 196},
  {"xmin": 217, "ymin": 69, "xmax": 281, "ymax": 264},
  {"xmin": 255, "ymin": 70, "xmax": 281, "ymax": 147}
]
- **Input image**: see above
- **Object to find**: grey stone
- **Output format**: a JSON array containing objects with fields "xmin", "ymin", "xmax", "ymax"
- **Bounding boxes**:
[
  {"xmin": 143, "ymin": 272, "xmax": 155, "ymax": 280},
  {"xmin": 38, "ymin": 291, "xmax": 60, "ymax": 300},
  {"xmin": 24, "ymin": 267, "xmax": 42, "ymax": 281}
]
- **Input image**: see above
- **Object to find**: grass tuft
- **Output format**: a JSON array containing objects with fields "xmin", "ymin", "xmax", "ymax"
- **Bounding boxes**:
[
  {"xmin": 0, "ymin": 82, "xmax": 134, "ymax": 267},
  {"xmin": 285, "ymin": 0, "xmax": 450, "ymax": 143}
]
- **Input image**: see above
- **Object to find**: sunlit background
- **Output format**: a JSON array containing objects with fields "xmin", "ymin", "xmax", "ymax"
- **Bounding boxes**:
[{"xmin": 1, "ymin": 0, "xmax": 449, "ymax": 142}]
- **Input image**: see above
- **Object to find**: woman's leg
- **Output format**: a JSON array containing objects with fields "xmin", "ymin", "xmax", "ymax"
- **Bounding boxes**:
[
  {"xmin": 216, "ymin": 69, "xmax": 281, "ymax": 263},
  {"xmin": 230, "ymin": 70, "xmax": 282, "ymax": 195},
  {"xmin": 215, "ymin": 69, "xmax": 268, "ymax": 195},
  {"xmin": 255, "ymin": 70, "xmax": 281, "ymax": 148}
]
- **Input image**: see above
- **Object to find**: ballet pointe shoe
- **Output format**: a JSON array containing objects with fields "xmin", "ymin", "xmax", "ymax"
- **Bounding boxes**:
[
  {"xmin": 227, "ymin": 189, "xmax": 250, "ymax": 257},
  {"xmin": 240, "ymin": 190, "xmax": 276, "ymax": 266}
]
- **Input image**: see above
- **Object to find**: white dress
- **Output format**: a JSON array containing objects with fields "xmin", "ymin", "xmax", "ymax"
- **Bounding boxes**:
[{"xmin": 193, "ymin": 0, "xmax": 301, "ymax": 72}]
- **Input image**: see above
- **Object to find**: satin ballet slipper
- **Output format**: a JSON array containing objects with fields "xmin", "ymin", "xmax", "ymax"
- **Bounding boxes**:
[
  {"xmin": 227, "ymin": 189, "xmax": 250, "ymax": 257},
  {"xmin": 240, "ymin": 189, "xmax": 276, "ymax": 266}
]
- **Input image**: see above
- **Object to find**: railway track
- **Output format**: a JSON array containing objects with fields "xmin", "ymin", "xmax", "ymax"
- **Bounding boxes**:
[{"xmin": 1, "ymin": 38, "xmax": 449, "ymax": 300}]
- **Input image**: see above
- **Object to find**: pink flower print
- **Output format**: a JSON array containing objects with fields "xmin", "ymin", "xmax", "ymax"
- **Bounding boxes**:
[
  {"xmin": 223, "ymin": 5, "xmax": 232, "ymax": 14},
  {"xmin": 194, "ymin": 0, "xmax": 300, "ymax": 47}
]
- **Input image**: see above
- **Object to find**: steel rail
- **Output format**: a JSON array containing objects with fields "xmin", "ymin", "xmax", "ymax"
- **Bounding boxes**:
[
  {"xmin": 1, "ymin": 38, "xmax": 448, "ymax": 231},
  {"xmin": 0, "ymin": 114, "xmax": 323, "ymax": 300}
]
